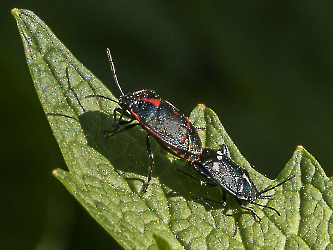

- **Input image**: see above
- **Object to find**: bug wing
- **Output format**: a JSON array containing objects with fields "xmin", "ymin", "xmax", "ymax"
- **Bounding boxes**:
[{"xmin": 133, "ymin": 98, "xmax": 202, "ymax": 160}]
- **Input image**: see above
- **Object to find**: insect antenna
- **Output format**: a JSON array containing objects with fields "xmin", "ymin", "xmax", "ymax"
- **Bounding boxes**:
[
  {"xmin": 106, "ymin": 48, "xmax": 124, "ymax": 96},
  {"xmin": 248, "ymin": 174, "xmax": 297, "ymax": 218},
  {"xmin": 85, "ymin": 50, "xmax": 122, "ymax": 103},
  {"xmin": 258, "ymin": 174, "xmax": 296, "ymax": 196}
]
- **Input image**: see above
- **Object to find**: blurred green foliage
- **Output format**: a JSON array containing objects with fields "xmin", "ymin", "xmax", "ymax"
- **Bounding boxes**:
[{"xmin": 2, "ymin": 1, "xmax": 333, "ymax": 249}]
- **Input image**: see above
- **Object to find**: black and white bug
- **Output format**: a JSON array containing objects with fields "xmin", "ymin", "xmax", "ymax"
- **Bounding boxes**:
[
  {"xmin": 189, "ymin": 145, "xmax": 296, "ymax": 221},
  {"xmin": 86, "ymin": 49, "xmax": 203, "ymax": 191}
]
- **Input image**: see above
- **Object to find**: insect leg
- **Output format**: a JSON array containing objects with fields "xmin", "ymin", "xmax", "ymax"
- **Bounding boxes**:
[
  {"xmin": 112, "ymin": 108, "xmax": 127, "ymax": 131},
  {"xmin": 144, "ymin": 135, "xmax": 154, "ymax": 192},
  {"xmin": 220, "ymin": 144, "xmax": 230, "ymax": 156},
  {"xmin": 46, "ymin": 113, "xmax": 78, "ymax": 121},
  {"xmin": 238, "ymin": 201, "xmax": 262, "ymax": 222},
  {"xmin": 46, "ymin": 67, "xmax": 84, "ymax": 120},
  {"xmin": 176, "ymin": 169, "xmax": 216, "ymax": 187},
  {"xmin": 252, "ymin": 202, "xmax": 281, "ymax": 216},
  {"xmin": 237, "ymin": 200, "xmax": 280, "ymax": 222},
  {"xmin": 103, "ymin": 108, "xmax": 138, "ymax": 138},
  {"xmin": 104, "ymin": 122, "xmax": 140, "ymax": 138},
  {"xmin": 221, "ymin": 191, "xmax": 227, "ymax": 205},
  {"xmin": 193, "ymin": 197, "xmax": 227, "ymax": 207}
]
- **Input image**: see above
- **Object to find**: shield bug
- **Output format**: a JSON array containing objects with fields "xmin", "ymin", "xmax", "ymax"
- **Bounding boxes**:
[
  {"xmin": 190, "ymin": 145, "xmax": 296, "ymax": 221},
  {"xmin": 86, "ymin": 49, "xmax": 203, "ymax": 191}
]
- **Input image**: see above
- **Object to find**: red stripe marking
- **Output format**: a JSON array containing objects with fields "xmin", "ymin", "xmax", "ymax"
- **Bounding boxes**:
[
  {"xmin": 139, "ymin": 97, "xmax": 161, "ymax": 107},
  {"xmin": 185, "ymin": 117, "xmax": 191, "ymax": 129},
  {"xmin": 180, "ymin": 134, "xmax": 188, "ymax": 144},
  {"xmin": 146, "ymin": 98, "xmax": 160, "ymax": 107}
]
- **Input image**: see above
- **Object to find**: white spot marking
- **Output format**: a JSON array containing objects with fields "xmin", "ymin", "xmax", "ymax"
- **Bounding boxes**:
[
  {"xmin": 212, "ymin": 162, "xmax": 220, "ymax": 172},
  {"xmin": 243, "ymin": 173, "xmax": 251, "ymax": 185}
]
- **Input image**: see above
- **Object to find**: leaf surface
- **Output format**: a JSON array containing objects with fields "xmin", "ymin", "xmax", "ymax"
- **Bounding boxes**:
[{"xmin": 13, "ymin": 8, "xmax": 333, "ymax": 250}]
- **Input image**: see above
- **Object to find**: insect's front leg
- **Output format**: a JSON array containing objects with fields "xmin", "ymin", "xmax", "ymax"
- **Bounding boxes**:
[
  {"xmin": 112, "ymin": 108, "xmax": 125, "ymax": 130},
  {"xmin": 104, "ymin": 108, "xmax": 137, "ymax": 138}
]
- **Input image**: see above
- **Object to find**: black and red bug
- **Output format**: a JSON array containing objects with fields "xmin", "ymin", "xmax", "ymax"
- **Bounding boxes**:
[
  {"xmin": 185, "ymin": 145, "xmax": 296, "ymax": 221},
  {"xmin": 86, "ymin": 48, "xmax": 202, "ymax": 191}
]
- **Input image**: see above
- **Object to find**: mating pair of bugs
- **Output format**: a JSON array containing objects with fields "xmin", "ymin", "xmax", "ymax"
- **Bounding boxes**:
[{"xmin": 85, "ymin": 49, "xmax": 295, "ymax": 221}]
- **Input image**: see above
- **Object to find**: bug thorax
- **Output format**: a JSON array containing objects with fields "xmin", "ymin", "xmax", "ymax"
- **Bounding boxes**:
[
  {"xmin": 200, "ymin": 148, "xmax": 219, "ymax": 163},
  {"xmin": 118, "ymin": 91, "xmax": 143, "ymax": 109},
  {"xmin": 119, "ymin": 89, "xmax": 159, "ymax": 109}
]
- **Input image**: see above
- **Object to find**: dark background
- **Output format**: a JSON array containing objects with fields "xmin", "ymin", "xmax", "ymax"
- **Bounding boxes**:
[{"xmin": 2, "ymin": 1, "xmax": 333, "ymax": 249}]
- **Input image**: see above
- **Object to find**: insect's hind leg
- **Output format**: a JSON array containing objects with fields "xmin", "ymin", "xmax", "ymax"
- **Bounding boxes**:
[
  {"xmin": 192, "ymin": 196, "xmax": 227, "ymax": 207},
  {"xmin": 176, "ymin": 169, "xmax": 216, "ymax": 187}
]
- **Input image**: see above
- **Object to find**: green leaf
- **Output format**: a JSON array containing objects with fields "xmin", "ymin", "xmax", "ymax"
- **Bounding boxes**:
[{"xmin": 13, "ymin": 8, "xmax": 333, "ymax": 250}]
